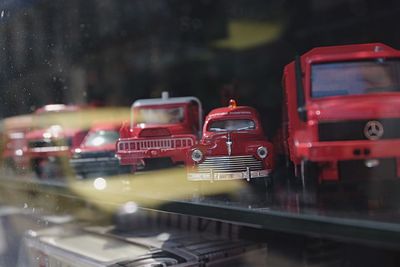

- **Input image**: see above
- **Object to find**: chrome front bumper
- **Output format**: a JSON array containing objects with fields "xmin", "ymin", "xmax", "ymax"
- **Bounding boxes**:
[{"xmin": 187, "ymin": 168, "xmax": 270, "ymax": 181}]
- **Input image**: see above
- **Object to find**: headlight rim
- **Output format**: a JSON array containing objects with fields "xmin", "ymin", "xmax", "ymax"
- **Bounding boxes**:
[
  {"xmin": 191, "ymin": 148, "xmax": 203, "ymax": 163},
  {"xmin": 257, "ymin": 146, "xmax": 268, "ymax": 159}
]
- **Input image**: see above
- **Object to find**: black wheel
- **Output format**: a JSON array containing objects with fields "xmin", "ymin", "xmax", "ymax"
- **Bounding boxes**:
[
  {"xmin": 270, "ymin": 156, "xmax": 297, "ymax": 207},
  {"xmin": 299, "ymin": 160, "xmax": 319, "ymax": 206},
  {"xmin": 264, "ymin": 177, "xmax": 274, "ymax": 204},
  {"xmin": 31, "ymin": 159, "xmax": 43, "ymax": 178}
]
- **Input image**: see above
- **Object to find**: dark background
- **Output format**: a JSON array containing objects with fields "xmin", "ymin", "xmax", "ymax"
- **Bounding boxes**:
[{"xmin": 1, "ymin": 0, "xmax": 400, "ymax": 129}]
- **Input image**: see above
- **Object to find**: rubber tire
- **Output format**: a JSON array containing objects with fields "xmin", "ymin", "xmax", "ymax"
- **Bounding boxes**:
[{"xmin": 299, "ymin": 160, "xmax": 318, "ymax": 207}]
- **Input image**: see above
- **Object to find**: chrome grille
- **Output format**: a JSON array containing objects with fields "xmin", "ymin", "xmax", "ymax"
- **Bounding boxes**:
[
  {"xmin": 196, "ymin": 155, "xmax": 263, "ymax": 173},
  {"xmin": 118, "ymin": 137, "xmax": 194, "ymax": 151},
  {"xmin": 29, "ymin": 138, "xmax": 72, "ymax": 148},
  {"xmin": 318, "ymin": 118, "xmax": 400, "ymax": 141}
]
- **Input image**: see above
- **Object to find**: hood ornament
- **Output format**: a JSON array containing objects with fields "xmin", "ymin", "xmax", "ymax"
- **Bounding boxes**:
[{"xmin": 226, "ymin": 131, "xmax": 232, "ymax": 156}]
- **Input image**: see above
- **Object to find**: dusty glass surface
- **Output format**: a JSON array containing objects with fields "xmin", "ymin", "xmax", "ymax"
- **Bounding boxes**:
[
  {"xmin": 84, "ymin": 130, "xmax": 119, "ymax": 147},
  {"xmin": 0, "ymin": 0, "xmax": 400, "ymax": 266},
  {"xmin": 208, "ymin": 119, "xmax": 255, "ymax": 131}
]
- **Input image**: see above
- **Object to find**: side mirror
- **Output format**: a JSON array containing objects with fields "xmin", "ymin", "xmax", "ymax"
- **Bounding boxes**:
[{"xmin": 297, "ymin": 106, "xmax": 307, "ymax": 122}]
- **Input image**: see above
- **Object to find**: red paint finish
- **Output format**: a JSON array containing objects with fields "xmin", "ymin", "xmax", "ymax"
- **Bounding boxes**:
[
  {"xmin": 282, "ymin": 43, "xmax": 400, "ymax": 182},
  {"xmin": 24, "ymin": 105, "xmax": 88, "ymax": 177},
  {"xmin": 186, "ymin": 103, "xmax": 274, "ymax": 181}
]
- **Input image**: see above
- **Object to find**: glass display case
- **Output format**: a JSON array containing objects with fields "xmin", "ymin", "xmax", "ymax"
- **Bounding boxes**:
[{"xmin": 1, "ymin": 1, "xmax": 400, "ymax": 266}]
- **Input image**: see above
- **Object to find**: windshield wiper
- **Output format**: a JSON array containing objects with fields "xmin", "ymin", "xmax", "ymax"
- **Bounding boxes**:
[
  {"xmin": 235, "ymin": 126, "xmax": 253, "ymax": 131},
  {"xmin": 365, "ymin": 85, "xmax": 400, "ymax": 93},
  {"xmin": 210, "ymin": 127, "xmax": 227, "ymax": 132}
]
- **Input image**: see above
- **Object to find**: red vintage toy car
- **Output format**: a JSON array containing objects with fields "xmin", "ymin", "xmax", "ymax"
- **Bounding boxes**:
[
  {"xmin": 281, "ymin": 43, "xmax": 400, "ymax": 191},
  {"xmin": 70, "ymin": 122, "xmax": 130, "ymax": 178},
  {"xmin": 116, "ymin": 92, "xmax": 203, "ymax": 171},
  {"xmin": 2, "ymin": 114, "xmax": 34, "ymax": 174},
  {"xmin": 25, "ymin": 104, "xmax": 88, "ymax": 178},
  {"xmin": 186, "ymin": 100, "xmax": 274, "ymax": 182}
]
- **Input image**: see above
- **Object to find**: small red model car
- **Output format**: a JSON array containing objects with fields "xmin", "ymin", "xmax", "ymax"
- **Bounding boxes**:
[
  {"xmin": 186, "ymin": 100, "xmax": 274, "ymax": 182},
  {"xmin": 2, "ymin": 114, "xmax": 34, "ymax": 174},
  {"xmin": 70, "ymin": 123, "xmax": 130, "ymax": 178},
  {"xmin": 116, "ymin": 92, "xmax": 203, "ymax": 171},
  {"xmin": 281, "ymin": 43, "xmax": 400, "ymax": 191},
  {"xmin": 25, "ymin": 104, "xmax": 88, "ymax": 178}
]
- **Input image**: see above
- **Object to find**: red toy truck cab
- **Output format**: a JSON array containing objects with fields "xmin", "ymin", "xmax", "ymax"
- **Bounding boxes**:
[
  {"xmin": 282, "ymin": 43, "xmax": 400, "ymax": 189},
  {"xmin": 116, "ymin": 92, "xmax": 202, "ymax": 171},
  {"xmin": 186, "ymin": 100, "xmax": 274, "ymax": 182},
  {"xmin": 25, "ymin": 104, "xmax": 88, "ymax": 178}
]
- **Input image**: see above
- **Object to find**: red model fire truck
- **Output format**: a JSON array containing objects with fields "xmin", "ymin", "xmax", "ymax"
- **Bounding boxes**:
[
  {"xmin": 186, "ymin": 100, "xmax": 274, "ymax": 182},
  {"xmin": 281, "ymin": 43, "xmax": 400, "ymax": 193},
  {"xmin": 25, "ymin": 104, "xmax": 88, "ymax": 179},
  {"xmin": 116, "ymin": 92, "xmax": 202, "ymax": 171}
]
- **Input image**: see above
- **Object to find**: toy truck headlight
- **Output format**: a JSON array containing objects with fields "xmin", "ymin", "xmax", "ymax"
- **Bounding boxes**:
[
  {"xmin": 191, "ymin": 149, "xmax": 203, "ymax": 162},
  {"xmin": 257, "ymin": 146, "xmax": 268, "ymax": 159}
]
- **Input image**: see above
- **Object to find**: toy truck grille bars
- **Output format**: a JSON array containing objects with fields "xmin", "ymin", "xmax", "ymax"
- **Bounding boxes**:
[
  {"xmin": 318, "ymin": 119, "xmax": 400, "ymax": 141},
  {"xmin": 196, "ymin": 155, "xmax": 263, "ymax": 173},
  {"xmin": 188, "ymin": 155, "xmax": 269, "ymax": 181},
  {"xmin": 118, "ymin": 137, "xmax": 194, "ymax": 151}
]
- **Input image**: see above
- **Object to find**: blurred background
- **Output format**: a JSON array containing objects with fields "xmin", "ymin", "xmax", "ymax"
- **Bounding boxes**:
[
  {"xmin": 1, "ymin": 0, "xmax": 400, "ymax": 121},
  {"xmin": 1, "ymin": 1, "xmax": 400, "ymax": 266}
]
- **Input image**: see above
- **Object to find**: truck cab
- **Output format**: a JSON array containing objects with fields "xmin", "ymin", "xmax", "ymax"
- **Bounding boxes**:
[
  {"xmin": 25, "ymin": 104, "xmax": 88, "ymax": 178},
  {"xmin": 186, "ymin": 100, "xmax": 274, "ymax": 182},
  {"xmin": 116, "ymin": 92, "xmax": 202, "ymax": 171},
  {"xmin": 282, "ymin": 43, "xmax": 400, "ymax": 189}
]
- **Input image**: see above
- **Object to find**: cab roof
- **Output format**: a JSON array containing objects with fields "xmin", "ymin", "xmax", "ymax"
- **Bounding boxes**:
[
  {"xmin": 35, "ymin": 104, "xmax": 80, "ymax": 114},
  {"xmin": 132, "ymin": 96, "xmax": 200, "ymax": 107},
  {"xmin": 89, "ymin": 122, "xmax": 121, "ymax": 132},
  {"xmin": 206, "ymin": 106, "xmax": 258, "ymax": 120},
  {"xmin": 301, "ymin": 43, "xmax": 400, "ymax": 63}
]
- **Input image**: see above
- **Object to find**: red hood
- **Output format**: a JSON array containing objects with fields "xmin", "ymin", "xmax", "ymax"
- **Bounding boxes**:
[
  {"xmin": 76, "ymin": 143, "xmax": 115, "ymax": 153},
  {"xmin": 130, "ymin": 124, "xmax": 193, "ymax": 137},
  {"xmin": 25, "ymin": 127, "xmax": 83, "ymax": 140},
  {"xmin": 308, "ymin": 94, "xmax": 400, "ymax": 121},
  {"xmin": 201, "ymin": 131, "xmax": 264, "ymax": 156}
]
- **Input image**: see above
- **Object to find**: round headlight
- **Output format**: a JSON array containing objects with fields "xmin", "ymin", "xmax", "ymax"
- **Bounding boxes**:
[
  {"xmin": 191, "ymin": 149, "xmax": 203, "ymax": 162},
  {"xmin": 257, "ymin": 146, "xmax": 268, "ymax": 159}
]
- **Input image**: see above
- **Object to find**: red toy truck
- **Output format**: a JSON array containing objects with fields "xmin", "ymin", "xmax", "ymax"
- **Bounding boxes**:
[
  {"xmin": 25, "ymin": 104, "xmax": 88, "ymax": 178},
  {"xmin": 281, "ymin": 43, "xmax": 400, "ymax": 192},
  {"xmin": 116, "ymin": 92, "xmax": 202, "ymax": 171},
  {"xmin": 186, "ymin": 100, "xmax": 274, "ymax": 182}
]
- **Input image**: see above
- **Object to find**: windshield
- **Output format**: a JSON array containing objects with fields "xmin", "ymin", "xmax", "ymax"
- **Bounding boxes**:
[
  {"xmin": 208, "ymin": 119, "xmax": 255, "ymax": 132},
  {"xmin": 311, "ymin": 60, "xmax": 400, "ymax": 98},
  {"xmin": 134, "ymin": 107, "xmax": 185, "ymax": 125},
  {"xmin": 84, "ymin": 130, "xmax": 119, "ymax": 147}
]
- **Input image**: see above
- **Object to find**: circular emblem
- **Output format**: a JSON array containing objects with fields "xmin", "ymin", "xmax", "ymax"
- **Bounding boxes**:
[{"xmin": 364, "ymin": 120, "xmax": 384, "ymax": 140}]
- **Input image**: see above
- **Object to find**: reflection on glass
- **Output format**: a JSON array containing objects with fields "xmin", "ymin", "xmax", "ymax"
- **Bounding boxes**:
[
  {"xmin": 208, "ymin": 119, "xmax": 255, "ymax": 131},
  {"xmin": 134, "ymin": 107, "xmax": 184, "ymax": 125},
  {"xmin": 93, "ymin": 177, "xmax": 107, "ymax": 191},
  {"xmin": 84, "ymin": 130, "xmax": 119, "ymax": 147},
  {"xmin": 312, "ymin": 60, "xmax": 400, "ymax": 98}
]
